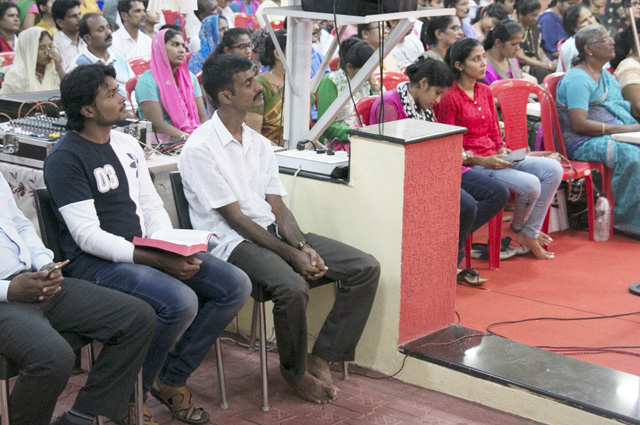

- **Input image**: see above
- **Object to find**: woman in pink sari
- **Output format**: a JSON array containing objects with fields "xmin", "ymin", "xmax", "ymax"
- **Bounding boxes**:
[{"xmin": 135, "ymin": 29, "xmax": 208, "ymax": 141}]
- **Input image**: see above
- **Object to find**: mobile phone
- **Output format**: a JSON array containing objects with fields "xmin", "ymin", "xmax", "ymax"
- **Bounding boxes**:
[
  {"xmin": 502, "ymin": 148, "xmax": 527, "ymax": 163},
  {"xmin": 48, "ymin": 259, "xmax": 70, "ymax": 277}
]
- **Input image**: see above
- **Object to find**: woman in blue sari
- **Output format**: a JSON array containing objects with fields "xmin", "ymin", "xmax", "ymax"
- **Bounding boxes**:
[
  {"xmin": 556, "ymin": 24, "xmax": 640, "ymax": 236},
  {"xmin": 188, "ymin": 14, "xmax": 228, "ymax": 74}
]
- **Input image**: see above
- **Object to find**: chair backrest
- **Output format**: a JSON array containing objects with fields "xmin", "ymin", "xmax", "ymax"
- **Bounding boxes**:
[
  {"xmin": 128, "ymin": 56, "xmax": 150, "ymax": 76},
  {"xmin": 125, "ymin": 76, "xmax": 139, "ymax": 119},
  {"xmin": 33, "ymin": 187, "xmax": 64, "ymax": 262},
  {"xmin": 196, "ymin": 71, "xmax": 202, "ymax": 85},
  {"xmin": 373, "ymin": 71, "xmax": 409, "ymax": 91},
  {"xmin": 556, "ymin": 38, "xmax": 566, "ymax": 72},
  {"xmin": 270, "ymin": 20, "xmax": 284, "ymax": 30},
  {"xmin": 540, "ymin": 73, "xmax": 571, "ymax": 156},
  {"xmin": 543, "ymin": 72, "xmax": 565, "ymax": 99},
  {"xmin": 169, "ymin": 171, "xmax": 193, "ymax": 230},
  {"xmin": 162, "ymin": 10, "xmax": 187, "ymax": 41},
  {"xmin": 489, "ymin": 79, "xmax": 550, "ymax": 151},
  {"xmin": 234, "ymin": 12, "xmax": 259, "ymax": 30},
  {"xmin": 353, "ymin": 95, "xmax": 378, "ymax": 127},
  {"xmin": 329, "ymin": 57, "xmax": 340, "ymax": 71},
  {"xmin": 0, "ymin": 51, "xmax": 15, "ymax": 66}
]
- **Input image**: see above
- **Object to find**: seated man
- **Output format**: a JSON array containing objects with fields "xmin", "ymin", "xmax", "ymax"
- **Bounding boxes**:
[
  {"xmin": 0, "ymin": 172, "xmax": 155, "ymax": 425},
  {"xmin": 179, "ymin": 54, "xmax": 380, "ymax": 404},
  {"xmin": 43, "ymin": 63, "xmax": 251, "ymax": 424}
]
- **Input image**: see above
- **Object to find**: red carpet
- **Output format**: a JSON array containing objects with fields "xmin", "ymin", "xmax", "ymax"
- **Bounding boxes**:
[{"xmin": 456, "ymin": 224, "xmax": 640, "ymax": 376}]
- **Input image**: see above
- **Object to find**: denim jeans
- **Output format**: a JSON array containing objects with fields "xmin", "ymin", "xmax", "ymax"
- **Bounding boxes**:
[
  {"xmin": 94, "ymin": 252, "xmax": 251, "ymax": 394},
  {"xmin": 459, "ymin": 170, "xmax": 510, "ymax": 264},
  {"xmin": 472, "ymin": 156, "xmax": 563, "ymax": 239}
]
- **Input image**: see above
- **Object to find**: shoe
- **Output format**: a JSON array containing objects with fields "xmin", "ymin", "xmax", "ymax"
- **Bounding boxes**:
[
  {"xmin": 119, "ymin": 403, "xmax": 157, "ymax": 425},
  {"xmin": 470, "ymin": 243, "xmax": 518, "ymax": 260},
  {"xmin": 501, "ymin": 236, "xmax": 530, "ymax": 256},
  {"xmin": 151, "ymin": 378, "xmax": 210, "ymax": 424},
  {"xmin": 457, "ymin": 268, "xmax": 488, "ymax": 286}
]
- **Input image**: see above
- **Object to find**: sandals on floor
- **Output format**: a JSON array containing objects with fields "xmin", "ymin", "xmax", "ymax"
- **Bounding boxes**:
[
  {"xmin": 501, "ymin": 236, "xmax": 531, "ymax": 256},
  {"xmin": 457, "ymin": 268, "xmax": 488, "ymax": 286},
  {"xmin": 119, "ymin": 403, "xmax": 157, "ymax": 425},
  {"xmin": 151, "ymin": 379, "xmax": 210, "ymax": 425}
]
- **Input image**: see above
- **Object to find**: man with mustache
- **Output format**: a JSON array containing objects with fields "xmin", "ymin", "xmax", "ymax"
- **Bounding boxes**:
[
  {"xmin": 178, "ymin": 54, "xmax": 380, "ymax": 405},
  {"xmin": 112, "ymin": 0, "xmax": 151, "ymax": 60},
  {"xmin": 52, "ymin": 0, "xmax": 85, "ymax": 70},
  {"xmin": 68, "ymin": 14, "xmax": 136, "ymax": 115}
]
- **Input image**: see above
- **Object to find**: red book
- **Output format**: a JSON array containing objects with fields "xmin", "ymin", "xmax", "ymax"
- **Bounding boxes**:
[{"xmin": 133, "ymin": 229, "xmax": 216, "ymax": 256}]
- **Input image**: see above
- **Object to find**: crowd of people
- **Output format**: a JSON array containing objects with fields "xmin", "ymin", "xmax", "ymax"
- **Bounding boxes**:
[{"xmin": 1, "ymin": 0, "xmax": 640, "ymax": 423}]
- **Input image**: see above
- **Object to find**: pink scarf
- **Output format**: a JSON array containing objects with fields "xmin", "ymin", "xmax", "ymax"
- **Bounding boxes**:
[{"xmin": 150, "ymin": 29, "xmax": 201, "ymax": 134}]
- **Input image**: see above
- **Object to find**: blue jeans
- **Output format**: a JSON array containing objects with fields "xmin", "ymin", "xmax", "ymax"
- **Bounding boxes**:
[
  {"xmin": 472, "ymin": 156, "xmax": 563, "ymax": 239},
  {"xmin": 459, "ymin": 170, "xmax": 510, "ymax": 264},
  {"xmin": 94, "ymin": 252, "xmax": 251, "ymax": 393}
]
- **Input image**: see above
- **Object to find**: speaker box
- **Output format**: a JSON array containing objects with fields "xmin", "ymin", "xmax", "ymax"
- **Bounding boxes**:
[{"xmin": 301, "ymin": 0, "xmax": 417, "ymax": 16}]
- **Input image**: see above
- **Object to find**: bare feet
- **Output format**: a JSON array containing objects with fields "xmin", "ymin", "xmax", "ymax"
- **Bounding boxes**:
[
  {"xmin": 291, "ymin": 371, "xmax": 337, "ymax": 404},
  {"xmin": 307, "ymin": 354, "xmax": 339, "ymax": 396},
  {"xmin": 538, "ymin": 231, "xmax": 553, "ymax": 246},
  {"xmin": 515, "ymin": 232, "xmax": 554, "ymax": 259}
]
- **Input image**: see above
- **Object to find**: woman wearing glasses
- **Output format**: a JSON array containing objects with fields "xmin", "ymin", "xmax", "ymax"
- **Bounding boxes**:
[
  {"xmin": 135, "ymin": 29, "xmax": 208, "ymax": 141},
  {"xmin": 0, "ymin": 26, "xmax": 64, "ymax": 94},
  {"xmin": 421, "ymin": 15, "xmax": 464, "ymax": 62}
]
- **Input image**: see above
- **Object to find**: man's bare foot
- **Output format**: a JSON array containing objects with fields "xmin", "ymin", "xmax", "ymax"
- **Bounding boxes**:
[
  {"xmin": 538, "ymin": 231, "xmax": 553, "ymax": 246},
  {"xmin": 515, "ymin": 232, "xmax": 554, "ymax": 259},
  {"xmin": 291, "ymin": 372, "xmax": 337, "ymax": 404},
  {"xmin": 307, "ymin": 354, "xmax": 339, "ymax": 396}
]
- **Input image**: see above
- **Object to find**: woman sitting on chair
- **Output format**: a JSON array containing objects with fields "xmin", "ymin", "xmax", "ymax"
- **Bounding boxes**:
[
  {"xmin": 515, "ymin": 0, "xmax": 557, "ymax": 83},
  {"xmin": 370, "ymin": 57, "xmax": 509, "ymax": 284},
  {"xmin": 135, "ymin": 29, "xmax": 207, "ymax": 141},
  {"xmin": 556, "ymin": 25, "xmax": 640, "ymax": 236},
  {"xmin": 188, "ymin": 14, "xmax": 228, "ymax": 74},
  {"xmin": 611, "ymin": 18, "xmax": 640, "ymax": 119},
  {"xmin": 557, "ymin": 4, "xmax": 597, "ymax": 72},
  {"xmin": 0, "ymin": 27, "xmax": 64, "ymax": 94},
  {"xmin": 483, "ymin": 19, "xmax": 538, "ymax": 85},
  {"xmin": 421, "ymin": 15, "xmax": 464, "ymax": 62},
  {"xmin": 435, "ymin": 38, "xmax": 563, "ymax": 259},
  {"xmin": 316, "ymin": 36, "xmax": 381, "ymax": 147},
  {"xmin": 0, "ymin": 3, "xmax": 20, "ymax": 52},
  {"xmin": 471, "ymin": 4, "xmax": 508, "ymax": 43}
]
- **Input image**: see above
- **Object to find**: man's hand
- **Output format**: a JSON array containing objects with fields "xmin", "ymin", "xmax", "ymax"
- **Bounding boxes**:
[
  {"xmin": 7, "ymin": 267, "xmax": 63, "ymax": 303},
  {"xmin": 133, "ymin": 248, "xmax": 202, "ymax": 281},
  {"xmin": 290, "ymin": 246, "xmax": 328, "ymax": 281}
]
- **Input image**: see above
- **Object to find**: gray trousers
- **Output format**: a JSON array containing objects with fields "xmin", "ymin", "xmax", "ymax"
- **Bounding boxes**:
[
  {"xmin": 0, "ymin": 278, "xmax": 155, "ymax": 425},
  {"xmin": 228, "ymin": 232, "xmax": 380, "ymax": 386}
]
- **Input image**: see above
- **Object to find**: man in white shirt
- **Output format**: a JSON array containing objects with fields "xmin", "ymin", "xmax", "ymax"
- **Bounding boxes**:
[
  {"xmin": 0, "ymin": 171, "xmax": 155, "ymax": 425},
  {"xmin": 179, "ymin": 54, "xmax": 380, "ymax": 405},
  {"xmin": 68, "ymin": 14, "xmax": 136, "ymax": 114},
  {"xmin": 52, "ymin": 0, "xmax": 86, "ymax": 70},
  {"xmin": 111, "ymin": 0, "xmax": 152, "ymax": 60},
  {"xmin": 388, "ymin": 20, "xmax": 425, "ymax": 68}
]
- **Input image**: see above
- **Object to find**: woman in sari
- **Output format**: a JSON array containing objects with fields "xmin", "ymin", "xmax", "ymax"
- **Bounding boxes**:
[
  {"xmin": 370, "ymin": 57, "xmax": 509, "ymax": 283},
  {"xmin": 316, "ymin": 37, "xmax": 381, "ymax": 147},
  {"xmin": 188, "ymin": 14, "xmax": 228, "ymax": 74},
  {"xmin": 0, "ymin": 26, "xmax": 64, "ymax": 94},
  {"xmin": 135, "ymin": 29, "xmax": 207, "ymax": 140},
  {"xmin": 246, "ymin": 30, "xmax": 289, "ymax": 146},
  {"xmin": 421, "ymin": 15, "xmax": 464, "ymax": 62},
  {"xmin": 229, "ymin": 0, "xmax": 260, "ymax": 15},
  {"xmin": 556, "ymin": 25, "xmax": 640, "ymax": 236},
  {"xmin": 0, "ymin": 3, "xmax": 20, "ymax": 52}
]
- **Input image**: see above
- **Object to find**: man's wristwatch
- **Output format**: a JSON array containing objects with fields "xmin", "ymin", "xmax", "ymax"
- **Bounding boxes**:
[{"xmin": 297, "ymin": 240, "xmax": 310, "ymax": 250}]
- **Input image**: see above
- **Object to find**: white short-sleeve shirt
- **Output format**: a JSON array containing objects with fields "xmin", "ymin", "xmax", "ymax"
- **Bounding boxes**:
[
  {"xmin": 178, "ymin": 112, "xmax": 287, "ymax": 261},
  {"xmin": 111, "ymin": 27, "xmax": 152, "ymax": 61}
]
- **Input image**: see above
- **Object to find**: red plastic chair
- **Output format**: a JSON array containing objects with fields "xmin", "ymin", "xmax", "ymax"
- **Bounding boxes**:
[
  {"xmin": 373, "ymin": 71, "xmax": 409, "ymax": 91},
  {"xmin": 543, "ymin": 72, "xmax": 614, "ymax": 240},
  {"xmin": 353, "ymin": 96, "xmax": 377, "ymax": 127},
  {"xmin": 234, "ymin": 12, "xmax": 259, "ymax": 30},
  {"xmin": 196, "ymin": 71, "xmax": 202, "ymax": 85},
  {"xmin": 125, "ymin": 75, "xmax": 140, "ymax": 119},
  {"xmin": 0, "ymin": 51, "xmax": 15, "ymax": 67},
  {"xmin": 128, "ymin": 56, "xmax": 150, "ymax": 76},
  {"xmin": 556, "ymin": 38, "xmax": 566, "ymax": 72},
  {"xmin": 329, "ymin": 57, "xmax": 340, "ymax": 71},
  {"xmin": 162, "ymin": 10, "xmax": 187, "ymax": 41},
  {"xmin": 186, "ymin": 51, "xmax": 195, "ymax": 63},
  {"xmin": 270, "ymin": 20, "xmax": 284, "ymax": 30}
]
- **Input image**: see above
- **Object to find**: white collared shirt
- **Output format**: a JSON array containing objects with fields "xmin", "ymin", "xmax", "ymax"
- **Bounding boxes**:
[
  {"xmin": 111, "ymin": 27, "xmax": 152, "ymax": 61},
  {"xmin": 53, "ymin": 31, "xmax": 87, "ymax": 70},
  {"xmin": 178, "ymin": 112, "xmax": 287, "ymax": 261}
]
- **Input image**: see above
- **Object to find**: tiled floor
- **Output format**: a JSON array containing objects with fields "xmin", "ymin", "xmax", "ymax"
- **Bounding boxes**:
[{"xmin": 50, "ymin": 334, "xmax": 543, "ymax": 425}]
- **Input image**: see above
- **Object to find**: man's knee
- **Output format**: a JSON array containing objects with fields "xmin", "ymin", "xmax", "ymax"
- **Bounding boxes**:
[
  {"xmin": 23, "ymin": 339, "xmax": 75, "ymax": 385},
  {"xmin": 270, "ymin": 277, "xmax": 309, "ymax": 307},
  {"xmin": 356, "ymin": 254, "xmax": 381, "ymax": 289}
]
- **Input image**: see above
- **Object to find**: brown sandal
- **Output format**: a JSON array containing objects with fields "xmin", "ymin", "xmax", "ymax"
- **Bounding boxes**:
[
  {"xmin": 150, "ymin": 379, "xmax": 210, "ymax": 424},
  {"xmin": 119, "ymin": 403, "xmax": 157, "ymax": 425}
]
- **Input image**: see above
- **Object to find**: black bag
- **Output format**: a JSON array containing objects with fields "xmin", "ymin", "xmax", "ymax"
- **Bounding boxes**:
[{"xmin": 301, "ymin": 0, "xmax": 417, "ymax": 15}]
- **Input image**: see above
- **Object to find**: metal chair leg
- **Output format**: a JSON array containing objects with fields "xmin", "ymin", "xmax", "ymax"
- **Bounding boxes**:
[
  {"xmin": 258, "ymin": 301, "xmax": 270, "ymax": 412},
  {"xmin": 0, "ymin": 377, "xmax": 9, "ymax": 425},
  {"xmin": 135, "ymin": 370, "xmax": 144, "ymax": 425},
  {"xmin": 214, "ymin": 339, "xmax": 228, "ymax": 410},
  {"xmin": 248, "ymin": 301, "xmax": 259, "ymax": 352},
  {"xmin": 342, "ymin": 361, "xmax": 350, "ymax": 381}
]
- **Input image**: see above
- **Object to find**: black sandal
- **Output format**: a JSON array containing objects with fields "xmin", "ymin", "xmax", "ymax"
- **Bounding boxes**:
[{"xmin": 457, "ymin": 268, "xmax": 488, "ymax": 286}]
